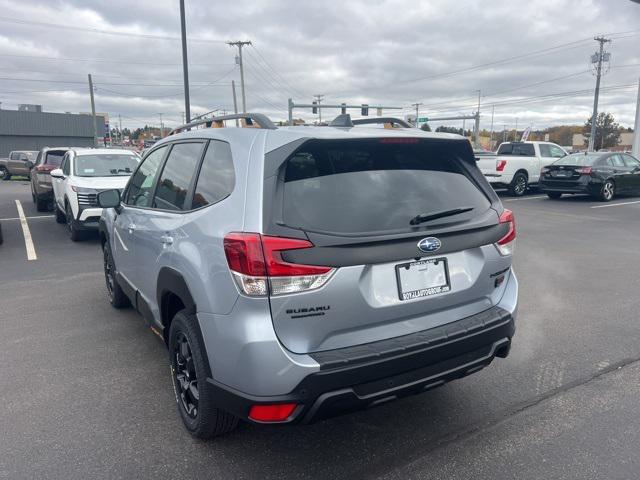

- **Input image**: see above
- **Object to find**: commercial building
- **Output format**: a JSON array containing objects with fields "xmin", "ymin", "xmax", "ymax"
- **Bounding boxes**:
[
  {"xmin": 0, "ymin": 108, "xmax": 106, "ymax": 157},
  {"xmin": 572, "ymin": 132, "xmax": 634, "ymax": 152}
]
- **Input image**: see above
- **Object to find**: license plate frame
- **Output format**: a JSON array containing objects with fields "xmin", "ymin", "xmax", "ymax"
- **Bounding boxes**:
[{"xmin": 395, "ymin": 257, "xmax": 451, "ymax": 301}]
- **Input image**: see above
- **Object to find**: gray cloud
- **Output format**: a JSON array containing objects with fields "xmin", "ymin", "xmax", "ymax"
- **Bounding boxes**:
[{"xmin": 0, "ymin": 0, "xmax": 638, "ymax": 131}]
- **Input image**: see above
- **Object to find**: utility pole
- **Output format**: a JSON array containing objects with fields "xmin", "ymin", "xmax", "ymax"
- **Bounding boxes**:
[
  {"xmin": 588, "ymin": 36, "xmax": 611, "ymax": 151},
  {"xmin": 87, "ymin": 74, "xmax": 98, "ymax": 147},
  {"xmin": 489, "ymin": 105, "xmax": 495, "ymax": 149},
  {"xmin": 118, "ymin": 114, "xmax": 122, "ymax": 145},
  {"xmin": 514, "ymin": 118, "xmax": 518, "ymax": 141},
  {"xmin": 179, "ymin": 0, "xmax": 191, "ymax": 123},
  {"xmin": 228, "ymin": 41, "xmax": 251, "ymax": 112},
  {"xmin": 314, "ymin": 94, "xmax": 325, "ymax": 123},
  {"xmin": 474, "ymin": 90, "xmax": 481, "ymax": 148},
  {"xmin": 232, "ymin": 80, "xmax": 239, "ymax": 127},
  {"xmin": 632, "ymin": 78, "xmax": 640, "ymax": 158},
  {"xmin": 158, "ymin": 113, "xmax": 164, "ymax": 137},
  {"xmin": 411, "ymin": 102, "xmax": 423, "ymax": 129}
]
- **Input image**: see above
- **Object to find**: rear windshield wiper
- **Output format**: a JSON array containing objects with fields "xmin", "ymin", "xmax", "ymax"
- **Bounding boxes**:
[{"xmin": 409, "ymin": 207, "xmax": 474, "ymax": 226}]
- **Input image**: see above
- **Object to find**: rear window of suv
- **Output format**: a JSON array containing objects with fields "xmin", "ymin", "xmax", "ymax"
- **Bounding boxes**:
[
  {"xmin": 497, "ymin": 143, "xmax": 535, "ymax": 156},
  {"xmin": 281, "ymin": 138, "xmax": 490, "ymax": 236}
]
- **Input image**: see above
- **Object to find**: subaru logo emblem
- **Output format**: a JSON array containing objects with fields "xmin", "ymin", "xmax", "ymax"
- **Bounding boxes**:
[{"xmin": 417, "ymin": 237, "xmax": 442, "ymax": 253}]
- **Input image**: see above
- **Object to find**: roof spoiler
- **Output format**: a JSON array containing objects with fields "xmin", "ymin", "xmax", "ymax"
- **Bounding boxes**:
[{"xmin": 169, "ymin": 113, "xmax": 277, "ymax": 135}]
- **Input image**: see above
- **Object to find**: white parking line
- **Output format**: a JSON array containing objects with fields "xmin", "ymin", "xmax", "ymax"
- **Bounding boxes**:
[
  {"xmin": 503, "ymin": 195, "xmax": 548, "ymax": 202},
  {"xmin": 0, "ymin": 215, "xmax": 54, "ymax": 221},
  {"xmin": 14, "ymin": 199, "xmax": 37, "ymax": 261},
  {"xmin": 591, "ymin": 200, "xmax": 640, "ymax": 209}
]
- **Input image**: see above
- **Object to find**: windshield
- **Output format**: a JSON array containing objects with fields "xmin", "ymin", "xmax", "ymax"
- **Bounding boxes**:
[
  {"xmin": 74, "ymin": 154, "xmax": 139, "ymax": 177},
  {"xmin": 497, "ymin": 143, "xmax": 535, "ymax": 156},
  {"xmin": 281, "ymin": 139, "xmax": 490, "ymax": 236},
  {"xmin": 553, "ymin": 154, "xmax": 602, "ymax": 166}
]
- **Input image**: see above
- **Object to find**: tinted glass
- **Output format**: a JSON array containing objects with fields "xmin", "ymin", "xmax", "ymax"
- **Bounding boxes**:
[
  {"xmin": 554, "ymin": 153, "xmax": 602, "ymax": 166},
  {"xmin": 61, "ymin": 154, "xmax": 70, "ymax": 175},
  {"xmin": 153, "ymin": 142, "xmax": 204, "ymax": 211},
  {"xmin": 282, "ymin": 139, "xmax": 490, "ymax": 235},
  {"xmin": 622, "ymin": 154, "xmax": 640, "ymax": 168},
  {"xmin": 125, "ymin": 146, "xmax": 166, "ymax": 207},
  {"xmin": 497, "ymin": 143, "xmax": 535, "ymax": 156},
  {"xmin": 45, "ymin": 151, "xmax": 64, "ymax": 166},
  {"xmin": 73, "ymin": 154, "xmax": 139, "ymax": 177},
  {"xmin": 192, "ymin": 141, "xmax": 235, "ymax": 209},
  {"xmin": 609, "ymin": 155, "xmax": 625, "ymax": 167}
]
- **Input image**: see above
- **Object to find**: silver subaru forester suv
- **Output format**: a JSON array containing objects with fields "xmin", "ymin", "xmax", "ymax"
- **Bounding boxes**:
[{"xmin": 98, "ymin": 114, "xmax": 518, "ymax": 438}]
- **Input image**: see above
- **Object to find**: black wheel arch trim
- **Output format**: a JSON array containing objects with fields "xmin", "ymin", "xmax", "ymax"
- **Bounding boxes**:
[{"xmin": 157, "ymin": 267, "xmax": 197, "ymax": 325}]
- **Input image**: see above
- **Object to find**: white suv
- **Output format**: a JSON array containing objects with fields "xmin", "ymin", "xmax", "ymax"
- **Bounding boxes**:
[{"xmin": 51, "ymin": 148, "xmax": 139, "ymax": 240}]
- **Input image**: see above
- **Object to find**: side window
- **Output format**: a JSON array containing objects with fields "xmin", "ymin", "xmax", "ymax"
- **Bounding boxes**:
[
  {"xmin": 153, "ymin": 142, "xmax": 205, "ymax": 211},
  {"xmin": 549, "ymin": 145, "xmax": 566, "ymax": 158},
  {"xmin": 192, "ymin": 141, "xmax": 235, "ymax": 209},
  {"xmin": 61, "ymin": 154, "xmax": 71, "ymax": 175},
  {"xmin": 9, "ymin": 152, "xmax": 18, "ymax": 160},
  {"xmin": 125, "ymin": 146, "xmax": 167, "ymax": 207},
  {"xmin": 622, "ymin": 154, "xmax": 640, "ymax": 168},
  {"xmin": 610, "ymin": 155, "xmax": 625, "ymax": 167},
  {"xmin": 538, "ymin": 144, "xmax": 551, "ymax": 157}
]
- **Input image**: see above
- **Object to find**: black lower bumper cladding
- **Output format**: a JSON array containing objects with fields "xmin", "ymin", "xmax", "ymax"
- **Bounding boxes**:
[{"xmin": 208, "ymin": 305, "xmax": 515, "ymax": 424}]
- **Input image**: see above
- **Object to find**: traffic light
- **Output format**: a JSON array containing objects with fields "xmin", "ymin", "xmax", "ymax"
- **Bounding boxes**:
[
  {"xmin": 361, "ymin": 104, "xmax": 369, "ymax": 116},
  {"xmin": 312, "ymin": 101, "xmax": 317, "ymax": 114},
  {"xmin": 341, "ymin": 103, "xmax": 347, "ymax": 114}
]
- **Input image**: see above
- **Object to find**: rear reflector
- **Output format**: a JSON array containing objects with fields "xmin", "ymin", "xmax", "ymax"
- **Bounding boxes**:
[
  {"xmin": 223, "ymin": 233, "xmax": 335, "ymax": 296},
  {"xmin": 248, "ymin": 403, "xmax": 298, "ymax": 422},
  {"xmin": 496, "ymin": 160, "xmax": 507, "ymax": 172},
  {"xmin": 495, "ymin": 209, "xmax": 516, "ymax": 256},
  {"xmin": 35, "ymin": 164, "xmax": 55, "ymax": 172}
]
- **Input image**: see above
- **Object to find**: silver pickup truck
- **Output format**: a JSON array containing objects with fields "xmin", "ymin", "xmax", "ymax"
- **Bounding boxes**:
[{"xmin": 0, "ymin": 150, "xmax": 39, "ymax": 180}]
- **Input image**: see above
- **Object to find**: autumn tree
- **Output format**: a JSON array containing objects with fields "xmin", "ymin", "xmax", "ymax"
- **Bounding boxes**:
[{"xmin": 583, "ymin": 112, "xmax": 621, "ymax": 150}]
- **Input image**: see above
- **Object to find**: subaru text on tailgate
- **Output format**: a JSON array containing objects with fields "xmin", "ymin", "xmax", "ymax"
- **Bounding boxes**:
[{"xmin": 97, "ymin": 113, "xmax": 518, "ymax": 438}]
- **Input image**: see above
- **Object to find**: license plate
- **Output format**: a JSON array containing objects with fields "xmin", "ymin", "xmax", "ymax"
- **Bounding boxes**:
[
  {"xmin": 395, "ymin": 258, "xmax": 450, "ymax": 301},
  {"xmin": 552, "ymin": 171, "xmax": 570, "ymax": 177}
]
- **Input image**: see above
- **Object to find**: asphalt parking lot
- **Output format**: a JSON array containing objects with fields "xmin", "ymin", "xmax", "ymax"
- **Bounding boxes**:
[{"xmin": 2, "ymin": 179, "xmax": 640, "ymax": 479}]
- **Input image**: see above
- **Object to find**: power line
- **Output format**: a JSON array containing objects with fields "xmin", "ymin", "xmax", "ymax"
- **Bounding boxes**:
[
  {"xmin": 0, "ymin": 76, "xmax": 232, "ymax": 87},
  {"xmin": 0, "ymin": 15, "xmax": 228, "ymax": 43},
  {"xmin": 248, "ymin": 45, "xmax": 307, "ymax": 98},
  {"xmin": 0, "ymin": 52, "xmax": 233, "ymax": 66}
]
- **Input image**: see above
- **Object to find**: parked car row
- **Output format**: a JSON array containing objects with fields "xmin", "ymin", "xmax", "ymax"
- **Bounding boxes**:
[{"xmin": 477, "ymin": 140, "xmax": 640, "ymax": 201}]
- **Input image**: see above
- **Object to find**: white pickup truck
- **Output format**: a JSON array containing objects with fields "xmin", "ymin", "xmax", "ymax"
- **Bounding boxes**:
[{"xmin": 476, "ymin": 141, "xmax": 568, "ymax": 196}]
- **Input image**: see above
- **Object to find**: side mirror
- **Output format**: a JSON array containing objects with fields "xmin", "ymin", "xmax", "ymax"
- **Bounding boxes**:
[
  {"xmin": 50, "ymin": 168, "xmax": 64, "ymax": 179},
  {"xmin": 97, "ymin": 189, "xmax": 121, "ymax": 209},
  {"xmin": 26, "ymin": 160, "xmax": 34, "ymax": 169}
]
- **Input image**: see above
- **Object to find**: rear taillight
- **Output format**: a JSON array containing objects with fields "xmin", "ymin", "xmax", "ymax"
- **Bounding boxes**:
[
  {"xmin": 540, "ymin": 167, "xmax": 550, "ymax": 176},
  {"xmin": 223, "ymin": 233, "xmax": 335, "ymax": 296},
  {"xmin": 35, "ymin": 164, "xmax": 55, "ymax": 173},
  {"xmin": 496, "ymin": 160, "xmax": 507, "ymax": 172},
  {"xmin": 495, "ymin": 209, "xmax": 516, "ymax": 256},
  {"xmin": 576, "ymin": 166, "xmax": 592, "ymax": 175}
]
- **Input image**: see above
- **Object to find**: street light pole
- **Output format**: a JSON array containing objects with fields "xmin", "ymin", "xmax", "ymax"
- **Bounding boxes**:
[
  {"xmin": 411, "ymin": 103, "xmax": 423, "ymax": 129},
  {"xmin": 179, "ymin": 0, "xmax": 191, "ymax": 123},
  {"xmin": 87, "ymin": 74, "xmax": 98, "ymax": 147}
]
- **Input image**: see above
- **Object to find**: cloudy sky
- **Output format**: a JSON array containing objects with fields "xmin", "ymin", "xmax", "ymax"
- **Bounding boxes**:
[{"xmin": 0, "ymin": 0, "xmax": 638, "ymax": 131}]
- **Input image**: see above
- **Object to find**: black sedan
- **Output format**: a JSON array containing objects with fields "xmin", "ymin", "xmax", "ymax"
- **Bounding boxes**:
[{"xmin": 539, "ymin": 152, "xmax": 640, "ymax": 202}]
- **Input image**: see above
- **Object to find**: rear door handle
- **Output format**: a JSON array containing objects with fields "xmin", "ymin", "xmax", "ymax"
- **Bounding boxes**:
[
  {"xmin": 128, "ymin": 224, "xmax": 136, "ymax": 234},
  {"xmin": 160, "ymin": 235, "xmax": 174, "ymax": 245}
]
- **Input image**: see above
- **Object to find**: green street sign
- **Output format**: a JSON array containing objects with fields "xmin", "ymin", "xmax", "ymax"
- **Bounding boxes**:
[{"xmin": 418, "ymin": 117, "xmax": 429, "ymax": 122}]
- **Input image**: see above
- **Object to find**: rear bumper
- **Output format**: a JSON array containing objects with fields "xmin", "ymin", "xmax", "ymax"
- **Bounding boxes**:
[{"xmin": 207, "ymin": 304, "xmax": 515, "ymax": 424}]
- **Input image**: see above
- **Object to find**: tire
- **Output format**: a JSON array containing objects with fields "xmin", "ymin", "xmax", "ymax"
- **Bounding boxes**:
[
  {"xmin": 508, "ymin": 172, "xmax": 528, "ymax": 197},
  {"xmin": 55, "ymin": 204, "xmax": 66, "ymax": 224},
  {"xmin": 102, "ymin": 241, "xmax": 130, "ymax": 308},
  {"xmin": 169, "ymin": 311, "xmax": 239, "ymax": 439},
  {"xmin": 547, "ymin": 192, "xmax": 562, "ymax": 199},
  {"xmin": 31, "ymin": 185, "xmax": 36, "ymax": 204},
  {"xmin": 0, "ymin": 167, "xmax": 10, "ymax": 181},
  {"xmin": 65, "ymin": 202, "xmax": 83, "ymax": 241},
  {"xmin": 0, "ymin": 223, "xmax": 3, "ymax": 245},
  {"xmin": 36, "ymin": 196, "xmax": 49, "ymax": 212},
  {"xmin": 598, "ymin": 179, "xmax": 615, "ymax": 202}
]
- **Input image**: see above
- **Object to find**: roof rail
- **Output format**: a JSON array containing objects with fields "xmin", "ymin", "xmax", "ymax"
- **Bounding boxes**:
[
  {"xmin": 168, "ymin": 113, "xmax": 277, "ymax": 135},
  {"xmin": 352, "ymin": 117, "xmax": 412, "ymax": 128}
]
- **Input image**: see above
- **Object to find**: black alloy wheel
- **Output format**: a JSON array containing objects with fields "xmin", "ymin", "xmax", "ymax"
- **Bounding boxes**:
[{"xmin": 172, "ymin": 332, "xmax": 200, "ymax": 419}]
